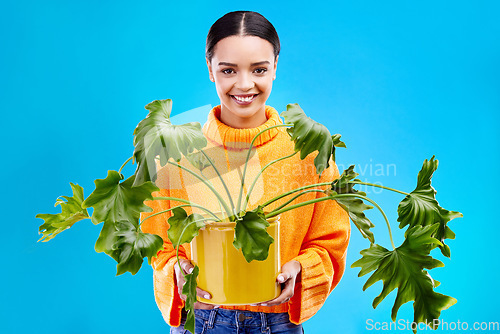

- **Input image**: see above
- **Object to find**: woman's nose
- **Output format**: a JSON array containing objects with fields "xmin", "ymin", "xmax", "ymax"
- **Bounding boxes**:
[{"xmin": 235, "ymin": 72, "xmax": 254, "ymax": 90}]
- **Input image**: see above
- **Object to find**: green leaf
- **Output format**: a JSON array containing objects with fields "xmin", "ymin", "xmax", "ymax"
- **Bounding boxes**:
[
  {"xmin": 94, "ymin": 220, "xmax": 120, "ymax": 261},
  {"xmin": 330, "ymin": 165, "xmax": 358, "ymax": 194},
  {"xmin": 332, "ymin": 134, "xmax": 346, "ymax": 148},
  {"xmin": 185, "ymin": 150, "xmax": 214, "ymax": 172},
  {"xmin": 233, "ymin": 209, "xmax": 274, "ymax": 262},
  {"xmin": 352, "ymin": 224, "xmax": 457, "ymax": 330},
  {"xmin": 132, "ymin": 99, "xmax": 208, "ymax": 187},
  {"xmin": 329, "ymin": 166, "xmax": 375, "ymax": 243},
  {"xmin": 336, "ymin": 196, "xmax": 375, "ymax": 243},
  {"xmin": 397, "ymin": 156, "xmax": 463, "ymax": 257},
  {"xmin": 82, "ymin": 171, "xmax": 158, "ymax": 225},
  {"xmin": 182, "ymin": 265, "xmax": 199, "ymax": 334},
  {"xmin": 37, "ymin": 183, "xmax": 90, "ymax": 242},
  {"xmin": 281, "ymin": 103, "xmax": 337, "ymax": 176},
  {"xmin": 331, "ymin": 134, "xmax": 346, "ymax": 162},
  {"xmin": 112, "ymin": 220, "xmax": 163, "ymax": 275},
  {"xmin": 167, "ymin": 207, "xmax": 206, "ymax": 246}
]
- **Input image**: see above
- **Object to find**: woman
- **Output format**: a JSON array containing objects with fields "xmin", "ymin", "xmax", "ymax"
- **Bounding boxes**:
[{"xmin": 141, "ymin": 10, "xmax": 350, "ymax": 334}]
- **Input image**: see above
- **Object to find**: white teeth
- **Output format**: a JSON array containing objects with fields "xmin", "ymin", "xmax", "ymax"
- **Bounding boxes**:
[{"xmin": 233, "ymin": 95, "xmax": 255, "ymax": 102}]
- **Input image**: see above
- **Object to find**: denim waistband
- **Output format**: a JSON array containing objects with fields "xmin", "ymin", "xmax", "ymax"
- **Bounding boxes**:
[{"xmin": 182, "ymin": 308, "xmax": 292, "ymax": 331}]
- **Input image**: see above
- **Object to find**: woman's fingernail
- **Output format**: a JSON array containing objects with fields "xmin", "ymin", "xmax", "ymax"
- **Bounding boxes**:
[
  {"xmin": 204, "ymin": 294, "xmax": 210, "ymax": 299},
  {"xmin": 278, "ymin": 275, "xmax": 284, "ymax": 282},
  {"xmin": 250, "ymin": 304, "xmax": 258, "ymax": 306},
  {"xmin": 261, "ymin": 303, "xmax": 267, "ymax": 306},
  {"xmin": 188, "ymin": 267, "xmax": 194, "ymax": 274}
]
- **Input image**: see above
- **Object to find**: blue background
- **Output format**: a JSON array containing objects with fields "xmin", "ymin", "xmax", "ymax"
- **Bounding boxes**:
[{"xmin": 1, "ymin": 1, "xmax": 498, "ymax": 333}]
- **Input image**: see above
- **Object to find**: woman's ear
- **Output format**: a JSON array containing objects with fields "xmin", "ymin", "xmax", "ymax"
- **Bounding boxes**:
[
  {"xmin": 273, "ymin": 55, "xmax": 279, "ymax": 80},
  {"xmin": 206, "ymin": 57, "xmax": 215, "ymax": 82}
]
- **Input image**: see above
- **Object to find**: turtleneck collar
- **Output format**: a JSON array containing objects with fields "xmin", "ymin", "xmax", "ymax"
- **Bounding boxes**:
[{"xmin": 202, "ymin": 105, "xmax": 283, "ymax": 149}]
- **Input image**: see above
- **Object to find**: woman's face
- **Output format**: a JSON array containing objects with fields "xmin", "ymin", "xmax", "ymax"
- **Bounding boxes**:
[{"xmin": 206, "ymin": 35, "xmax": 278, "ymax": 129}]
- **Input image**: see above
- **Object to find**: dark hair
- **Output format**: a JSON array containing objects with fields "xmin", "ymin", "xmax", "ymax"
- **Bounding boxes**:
[{"xmin": 206, "ymin": 11, "xmax": 280, "ymax": 63}]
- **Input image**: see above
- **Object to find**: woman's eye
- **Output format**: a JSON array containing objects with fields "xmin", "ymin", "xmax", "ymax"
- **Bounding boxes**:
[
  {"xmin": 221, "ymin": 68, "xmax": 235, "ymax": 75},
  {"xmin": 254, "ymin": 68, "xmax": 268, "ymax": 74}
]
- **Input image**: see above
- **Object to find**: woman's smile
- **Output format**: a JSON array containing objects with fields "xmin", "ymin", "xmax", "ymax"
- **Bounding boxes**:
[{"xmin": 230, "ymin": 93, "xmax": 259, "ymax": 105}]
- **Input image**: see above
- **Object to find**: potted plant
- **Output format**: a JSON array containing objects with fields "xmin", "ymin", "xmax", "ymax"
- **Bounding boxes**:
[{"xmin": 37, "ymin": 98, "xmax": 462, "ymax": 333}]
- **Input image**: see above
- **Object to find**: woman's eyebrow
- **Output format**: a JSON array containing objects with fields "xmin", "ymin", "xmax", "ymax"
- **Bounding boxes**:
[{"xmin": 218, "ymin": 61, "xmax": 270, "ymax": 67}]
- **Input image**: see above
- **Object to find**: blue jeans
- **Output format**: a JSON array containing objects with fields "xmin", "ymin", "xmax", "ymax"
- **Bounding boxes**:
[{"xmin": 170, "ymin": 308, "xmax": 304, "ymax": 334}]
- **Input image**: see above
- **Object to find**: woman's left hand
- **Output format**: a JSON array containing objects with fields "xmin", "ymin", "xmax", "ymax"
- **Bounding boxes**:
[{"xmin": 252, "ymin": 260, "xmax": 302, "ymax": 307}]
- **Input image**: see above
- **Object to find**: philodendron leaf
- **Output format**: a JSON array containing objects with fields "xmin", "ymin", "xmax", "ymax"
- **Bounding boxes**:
[
  {"xmin": 233, "ymin": 209, "xmax": 274, "ymax": 262},
  {"xmin": 82, "ymin": 171, "xmax": 158, "ymax": 226},
  {"xmin": 329, "ymin": 166, "xmax": 375, "ymax": 243},
  {"xmin": 331, "ymin": 134, "xmax": 346, "ymax": 148},
  {"xmin": 352, "ymin": 224, "xmax": 457, "ymax": 330},
  {"xmin": 335, "ymin": 196, "xmax": 375, "ymax": 243},
  {"xmin": 331, "ymin": 134, "xmax": 346, "ymax": 163},
  {"xmin": 281, "ymin": 103, "xmax": 339, "ymax": 176},
  {"xmin": 397, "ymin": 156, "xmax": 463, "ymax": 257},
  {"xmin": 112, "ymin": 220, "xmax": 163, "ymax": 275},
  {"xmin": 185, "ymin": 150, "xmax": 214, "ymax": 172},
  {"xmin": 94, "ymin": 220, "xmax": 120, "ymax": 261},
  {"xmin": 132, "ymin": 99, "xmax": 208, "ymax": 187},
  {"xmin": 182, "ymin": 265, "xmax": 200, "ymax": 334},
  {"xmin": 167, "ymin": 207, "xmax": 207, "ymax": 246},
  {"xmin": 37, "ymin": 183, "xmax": 90, "ymax": 242},
  {"xmin": 330, "ymin": 165, "xmax": 358, "ymax": 194}
]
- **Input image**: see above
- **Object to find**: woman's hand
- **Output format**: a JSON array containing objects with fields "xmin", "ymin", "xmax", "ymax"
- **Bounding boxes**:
[
  {"xmin": 174, "ymin": 259, "xmax": 218, "ymax": 310},
  {"xmin": 252, "ymin": 260, "xmax": 302, "ymax": 307}
]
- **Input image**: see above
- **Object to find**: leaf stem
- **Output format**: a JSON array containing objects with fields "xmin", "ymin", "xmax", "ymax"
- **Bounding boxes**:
[
  {"xmin": 272, "ymin": 189, "xmax": 327, "ymax": 212},
  {"xmin": 140, "ymin": 203, "xmax": 219, "ymax": 225},
  {"xmin": 152, "ymin": 196, "xmax": 194, "ymax": 204},
  {"xmin": 235, "ymin": 124, "xmax": 292, "ymax": 216},
  {"xmin": 261, "ymin": 182, "xmax": 332, "ymax": 208},
  {"xmin": 175, "ymin": 216, "xmax": 217, "ymax": 279},
  {"xmin": 200, "ymin": 170, "xmax": 227, "ymax": 221},
  {"xmin": 199, "ymin": 150, "xmax": 235, "ymax": 215},
  {"xmin": 151, "ymin": 197, "xmax": 219, "ymax": 220},
  {"xmin": 166, "ymin": 160, "xmax": 232, "ymax": 218},
  {"xmin": 333, "ymin": 193, "xmax": 396, "ymax": 250},
  {"xmin": 349, "ymin": 181, "xmax": 410, "ymax": 196},
  {"xmin": 265, "ymin": 195, "xmax": 334, "ymax": 219},
  {"xmin": 118, "ymin": 156, "xmax": 134, "ymax": 175},
  {"xmin": 243, "ymin": 151, "xmax": 298, "ymax": 211},
  {"xmin": 263, "ymin": 189, "xmax": 397, "ymax": 250}
]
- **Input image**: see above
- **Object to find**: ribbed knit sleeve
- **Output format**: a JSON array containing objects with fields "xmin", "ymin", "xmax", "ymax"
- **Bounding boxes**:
[
  {"xmin": 140, "ymin": 169, "xmax": 190, "ymax": 327},
  {"xmin": 288, "ymin": 160, "xmax": 351, "ymax": 324}
]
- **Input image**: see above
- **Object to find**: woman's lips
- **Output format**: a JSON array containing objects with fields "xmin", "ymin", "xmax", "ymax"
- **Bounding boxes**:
[{"xmin": 231, "ymin": 94, "xmax": 258, "ymax": 105}]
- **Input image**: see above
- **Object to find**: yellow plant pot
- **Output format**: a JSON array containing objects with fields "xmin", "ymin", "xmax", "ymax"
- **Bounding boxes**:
[{"xmin": 191, "ymin": 214, "xmax": 281, "ymax": 305}]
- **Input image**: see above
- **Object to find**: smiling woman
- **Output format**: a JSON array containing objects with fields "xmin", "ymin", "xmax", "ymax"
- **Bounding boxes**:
[
  {"xmin": 139, "ymin": 10, "xmax": 351, "ymax": 334},
  {"xmin": 32, "ymin": 7, "xmax": 464, "ymax": 334}
]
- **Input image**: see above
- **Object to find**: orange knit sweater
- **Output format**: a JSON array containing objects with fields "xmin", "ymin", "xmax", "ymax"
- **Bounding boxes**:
[{"xmin": 140, "ymin": 105, "xmax": 350, "ymax": 327}]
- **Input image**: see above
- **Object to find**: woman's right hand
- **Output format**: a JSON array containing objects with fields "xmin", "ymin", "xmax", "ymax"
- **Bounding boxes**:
[{"xmin": 174, "ymin": 259, "xmax": 218, "ymax": 310}]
